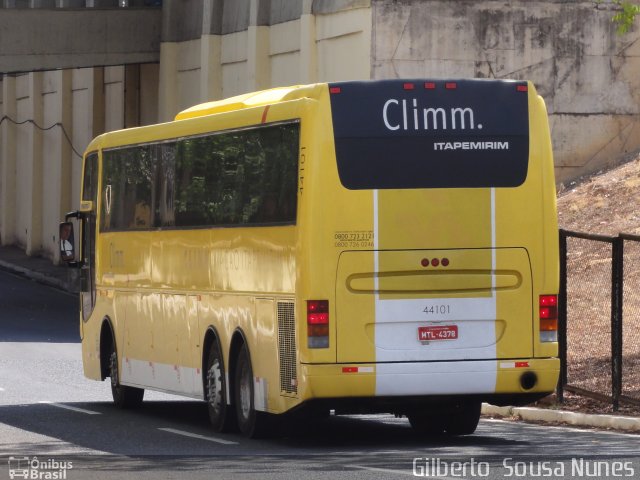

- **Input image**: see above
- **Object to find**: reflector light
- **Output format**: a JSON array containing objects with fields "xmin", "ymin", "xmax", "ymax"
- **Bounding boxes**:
[
  {"xmin": 307, "ymin": 300, "xmax": 328, "ymax": 313},
  {"xmin": 539, "ymin": 295, "xmax": 558, "ymax": 342},
  {"xmin": 445, "ymin": 82, "xmax": 457, "ymax": 90},
  {"xmin": 403, "ymin": 83, "xmax": 415, "ymax": 90},
  {"xmin": 515, "ymin": 361, "xmax": 530, "ymax": 368},
  {"xmin": 308, "ymin": 324, "xmax": 329, "ymax": 336},
  {"xmin": 424, "ymin": 82, "xmax": 436, "ymax": 90},
  {"xmin": 431, "ymin": 258, "xmax": 440, "ymax": 267},
  {"xmin": 539, "ymin": 307, "xmax": 554, "ymax": 319},
  {"xmin": 308, "ymin": 313, "xmax": 328, "ymax": 324},
  {"xmin": 308, "ymin": 300, "xmax": 329, "ymax": 348},
  {"xmin": 441, "ymin": 258, "xmax": 450, "ymax": 267},
  {"xmin": 421, "ymin": 258, "xmax": 430, "ymax": 267},
  {"xmin": 540, "ymin": 295, "xmax": 557, "ymax": 306},
  {"xmin": 517, "ymin": 85, "xmax": 528, "ymax": 92},
  {"xmin": 329, "ymin": 87, "xmax": 341, "ymax": 94}
]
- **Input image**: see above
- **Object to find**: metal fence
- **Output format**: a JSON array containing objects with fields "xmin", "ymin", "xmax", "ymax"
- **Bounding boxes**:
[
  {"xmin": 620, "ymin": 234, "xmax": 640, "ymax": 405},
  {"xmin": 558, "ymin": 230, "xmax": 640, "ymax": 410}
]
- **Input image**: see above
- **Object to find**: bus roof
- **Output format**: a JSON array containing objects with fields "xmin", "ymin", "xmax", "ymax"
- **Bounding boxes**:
[
  {"xmin": 82, "ymin": 83, "xmax": 324, "ymax": 154},
  {"xmin": 174, "ymin": 83, "xmax": 325, "ymax": 121}
]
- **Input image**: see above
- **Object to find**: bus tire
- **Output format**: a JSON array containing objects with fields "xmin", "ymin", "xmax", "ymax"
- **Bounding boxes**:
[
  {"xmin": 234, "ymin": 343, "xmax": 271, "ymax": 438},
  {"xmin": 407, "ymin": 412, "xmax": 446, "ymax": 435},
  {"xmin": 444, "ymin": 401, "xmax": 481, "ymax": 435},
  {"xmin": 109, "ymin": 350, "xmax": 144, "ymax": 409},
  {"xmin": 205, "ymin": 342, "xmax": 236, "ymax": 432}
]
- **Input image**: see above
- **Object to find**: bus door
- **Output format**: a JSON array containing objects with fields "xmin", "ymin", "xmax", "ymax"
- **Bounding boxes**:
[{"xmin": 80, "ymin": 152, "xmax": 99, "ymax": 323}]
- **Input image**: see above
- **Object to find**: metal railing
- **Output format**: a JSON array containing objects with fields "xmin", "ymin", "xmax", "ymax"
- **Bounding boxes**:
[{"xmin": 558, "ymin": 229, "xmax": 640, "ymax": 410}]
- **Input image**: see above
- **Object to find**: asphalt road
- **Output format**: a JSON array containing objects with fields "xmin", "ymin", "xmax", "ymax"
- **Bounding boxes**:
[{"xmin": 0, "ymin": 269, "xmax": 639, "ymax": 479}]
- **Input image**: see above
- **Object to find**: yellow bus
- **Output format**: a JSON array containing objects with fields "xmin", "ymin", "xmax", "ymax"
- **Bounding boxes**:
[{"xmin": 61, "ymin": 79, "xmax": 559, "ymax": 438}]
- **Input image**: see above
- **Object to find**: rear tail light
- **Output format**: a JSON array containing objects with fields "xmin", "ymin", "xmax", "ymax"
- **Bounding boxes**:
[
  {"xmin": 307, "ymin": 300, "xmax": 329, "ymax": 348},
  {"xmin": 539, "ymin": 295, "xmax": 558, "ymax": 342}
]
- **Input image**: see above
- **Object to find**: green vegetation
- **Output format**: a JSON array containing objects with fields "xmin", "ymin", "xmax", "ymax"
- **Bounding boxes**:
[
  {"xmin": 613, "ymin": 1, "xmax": 640, "ymax": 33},
  {"xmin": 600, "ymin": 1, "xmax": 640, "ymax": 34}
]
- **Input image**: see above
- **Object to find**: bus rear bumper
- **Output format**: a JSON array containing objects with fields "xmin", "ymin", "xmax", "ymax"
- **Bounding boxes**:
[{"xmin": 300, "ymin": 358, "xmax": 559, "ymax": 401}]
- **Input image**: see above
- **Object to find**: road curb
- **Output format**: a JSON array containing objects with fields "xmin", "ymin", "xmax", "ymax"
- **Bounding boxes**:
[
  {"xmin": 482, "ymin": 403, "xmax": 640, "ymax": 432},
  {"xmin": 0, "ymin": 258, "xmax": 70, "ymax": 292}
]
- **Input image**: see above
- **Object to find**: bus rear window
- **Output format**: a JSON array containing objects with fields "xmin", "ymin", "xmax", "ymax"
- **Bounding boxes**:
[{"xmin": 329, "ymin": 79, "xmax": 529, "ymax": 190}]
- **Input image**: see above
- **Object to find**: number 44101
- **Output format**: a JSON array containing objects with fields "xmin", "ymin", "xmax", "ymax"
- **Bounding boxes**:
[{"xmin": 423, "ymin": 305, "xmax": 450, "ymax": 315}]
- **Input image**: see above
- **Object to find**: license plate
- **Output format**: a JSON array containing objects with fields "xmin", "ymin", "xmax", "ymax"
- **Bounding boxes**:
[{"xmin": 418, "ymin": 325, "xmax": 458, "ymax": 341}]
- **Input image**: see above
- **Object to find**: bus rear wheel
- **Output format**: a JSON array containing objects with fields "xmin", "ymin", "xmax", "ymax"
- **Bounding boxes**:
[
  {"xmin": 206, "ymin": 342, "xmax": 236, "ymax": 432},
  {"xmin": 109, "ymin": 350, "xmax": 144, "ymax": 409},
  {"xmin": 234, "ymin": 344, "xmax": 272, "ymax": 438},
  {"xmin": 407, "ymin": 412, "xmax": 446, "ymax": 435},
  {"xmin": 444, "ymin": 400, "xmax": 481, "ymax": 435},
  {"xmin": 408, "ymin": 400, "xmax": 481, "ymax": 436}
]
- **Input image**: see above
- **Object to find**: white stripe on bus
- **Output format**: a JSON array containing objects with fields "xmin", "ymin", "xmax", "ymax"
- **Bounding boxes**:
[{"xmin": 375, "ymin": 361, "xmax": 498, "ymax": 396}]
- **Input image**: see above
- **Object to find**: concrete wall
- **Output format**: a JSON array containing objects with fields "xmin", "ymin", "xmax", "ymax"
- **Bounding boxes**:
[
  {"xmin": 158, "ymin": 0, "xmax": 639, "ymax": 182},
  {"xmin": 1, "ymin": 0, "xmax": 639, "ymax": 262},
  {"xmin": 0, "ymin": 65, "xmax": 158, "ymax": 260},
  {"xmin": 0, "ymin": 8, "xmax": 161, "ymax": 74},
  {"xmin": 158, "ymin": 0, "xmax": 372, "ymax": 120},
  {"xmin": 372, "ymin": 0, "xmax": 640, "ymax": 184}
]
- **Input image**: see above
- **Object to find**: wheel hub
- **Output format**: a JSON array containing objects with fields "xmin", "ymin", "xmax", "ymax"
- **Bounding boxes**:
[
  {"xmin": 109, "ymin": 352, "xmax": 118, "ymax": 388},
  {"xmin": 240, "ymin": 365, "xmax": 251, "ymax": 419},
  {"xmin": 207, "ymin": 359, "xmax": 223, "ymax": 414}
]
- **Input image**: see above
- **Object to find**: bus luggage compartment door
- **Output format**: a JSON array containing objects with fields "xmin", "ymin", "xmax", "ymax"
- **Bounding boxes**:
[{"xmin": 335, "ymin": 248, "xmax": 533, "ymax": 364}]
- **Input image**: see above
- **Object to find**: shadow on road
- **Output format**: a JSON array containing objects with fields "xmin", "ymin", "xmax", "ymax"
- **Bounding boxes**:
[
  {"xmin": 0, "ymin": 399, "xmax": 529, "ymax": 458},
  {"xmin": 0, "ymin": 270, "xmax": 78, "ymax": 343}
]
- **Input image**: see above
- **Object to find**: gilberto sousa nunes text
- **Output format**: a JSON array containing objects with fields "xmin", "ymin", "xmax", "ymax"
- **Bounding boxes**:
[{"xmin": 412, "ymin": 457, "xmax": 635, "ymax": 478}]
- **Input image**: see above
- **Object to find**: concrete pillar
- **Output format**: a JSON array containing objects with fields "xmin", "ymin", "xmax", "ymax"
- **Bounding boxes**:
[
  {"xmin": 125, "ymin": 64, "xmax": 140, "ymax": 128},
  {"xmin": 42, "ymin": 70, "xmax": 72, "ymax": 262},
  {"xmin": 159, "ymin": 42, "xmax": 179, "ymax": 122},
  {"xmin": 200, "ymin": 35, "xmax": 222, "ymax": 102},
  {"xmin": 55, "ymin": 0, "xmax": 85, "ymax": 6},
  {"xmin": 200, "ymin": 0, "xmax": 223, "ymax": 102},
  {"xmin": 15, "ymin": 72, "xmax": 44, "ymax": 255},
  {"xmin": 30, "ymin": 0, "xmax": 56, "ymax": 7},
  {"xmin": 0, "ymin": 78, "xmax": 3, "ymax": 238},
  {"xmin": 1, "ymin": 75, "xmax": 17, "ymax": 246},
  {"xmin": 105, "ymin": 66, "xmax": 125, "ymax": 132},
  {"xmin": 71, "ymin": 68, "xmax": 103, "ymax": 215},
  {"xmin": 85, "ymin": 0, "xmax": 118, "ymax": 7},
  {"xmin": 247, "ymin": 0, "xmax": 271, "ymax": 91},
  {"xmin": 92, "ymin": 67, "xmax": 105, "ymax": 139},
  {"xmin": 300, "ymin": 0, "xmax": 318, "ymax": 83},
  {"xmin": 139, "ymin": 63, "xmax": 159, "ymax": 125}
]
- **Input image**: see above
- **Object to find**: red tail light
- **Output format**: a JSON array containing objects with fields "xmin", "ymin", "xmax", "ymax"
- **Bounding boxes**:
[
  {"xmin": 539, "ymin": 295, "xmax": 558, "ymax": 341},
  {"xmin": 307, "ymin": 300, "xmax": 329, "ymax": 348}
]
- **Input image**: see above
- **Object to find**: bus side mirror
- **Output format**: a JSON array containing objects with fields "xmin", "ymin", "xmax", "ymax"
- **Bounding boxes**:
[{"xmin": 59, "ymin": 221, "xmax": 76, "ymax": 263}]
